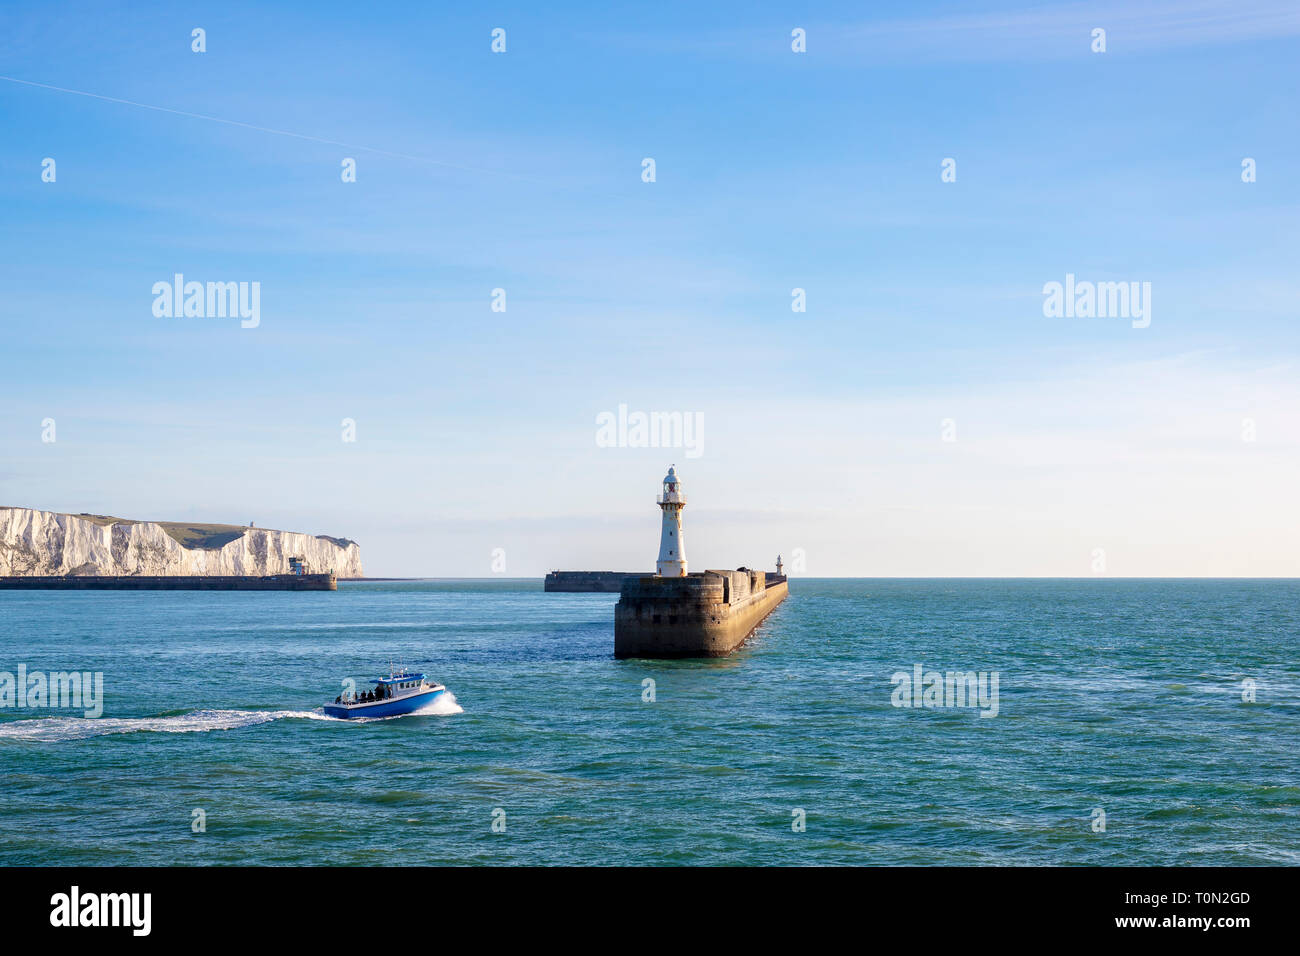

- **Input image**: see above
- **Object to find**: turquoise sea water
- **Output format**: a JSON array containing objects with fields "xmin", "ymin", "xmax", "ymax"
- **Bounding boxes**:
[{"xmin": 0, "ymin": 579, "xmax": 1296, "ymax": 865}]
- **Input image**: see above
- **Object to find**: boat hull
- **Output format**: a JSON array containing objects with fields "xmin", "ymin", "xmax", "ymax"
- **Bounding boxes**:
[{"xmin": 323, "ymin": 687, "xmax": 444, "ymax": 719}]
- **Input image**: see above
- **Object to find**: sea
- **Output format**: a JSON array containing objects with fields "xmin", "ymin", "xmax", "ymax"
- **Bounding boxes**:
[{"xmin": 0, "ymin": 579, "xmax": 1296, "ymax": 865}]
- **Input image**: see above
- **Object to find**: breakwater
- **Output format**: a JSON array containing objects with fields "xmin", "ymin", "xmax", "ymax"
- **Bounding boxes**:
[
  {"xmin": 544, "ymin": 571, "xmax": 644, "ymax": 593},
  {"xmin": 0, "ymin": 573, "xmax": 337, "ymax": 591},
  {"xmin": 614, "ymin": 570, "xmax": 788, "ymax": 658}
]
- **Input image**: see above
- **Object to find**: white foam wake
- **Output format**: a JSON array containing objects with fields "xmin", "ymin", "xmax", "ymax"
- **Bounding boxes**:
[
  {"xmin": 410, "ymin": 691, "xmax": 464, "ymax": 716},
  {"xmin": 0, "ymin": 709, "xmax": 339, "ymax": 742}
]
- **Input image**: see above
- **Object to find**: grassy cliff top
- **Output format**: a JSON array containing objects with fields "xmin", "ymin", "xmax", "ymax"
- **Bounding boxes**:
[
  {"xmin": 155, "ymin": 522, "xmax": 250, "ymax": 550},
  {"xmin": 1, "ymin": 508, "xmax": 355, "ymax": 552}
]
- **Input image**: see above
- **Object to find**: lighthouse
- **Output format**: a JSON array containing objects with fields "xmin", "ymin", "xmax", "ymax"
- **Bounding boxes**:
[
  {"xmin": 656, "ymin": 465, "xmax": 688, "ymax": 577},
  {"xmin": 615, "ymin": 464, "xmax": 790, "ymax": 658}
]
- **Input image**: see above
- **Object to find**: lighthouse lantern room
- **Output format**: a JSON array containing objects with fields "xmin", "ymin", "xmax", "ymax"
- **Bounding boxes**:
[{"xmin": 656, "ymin": 465, "xmax": 688, "ymax": 577}]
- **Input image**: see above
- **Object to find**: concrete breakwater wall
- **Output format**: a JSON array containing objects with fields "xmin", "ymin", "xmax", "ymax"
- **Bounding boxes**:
[
  {"xmin": 0, "ymin": 573, "xmax": 337, "ymax": 591},
  {"xmin": 614, "ymin": 569, "xmax": 788, "ymax": 658},
  {"xmin": 544, "ymin": 571, "xmax": 644, "ymax": 592}
]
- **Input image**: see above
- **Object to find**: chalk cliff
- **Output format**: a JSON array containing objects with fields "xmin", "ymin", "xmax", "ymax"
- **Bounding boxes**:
[{"xmin": 0, "ymin": 508, "xmax": 363, "ymax": 578}]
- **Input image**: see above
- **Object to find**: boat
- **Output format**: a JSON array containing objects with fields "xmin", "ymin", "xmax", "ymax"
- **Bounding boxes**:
[{"xmin": 323, "ymin": 667, "xmax": 446, "ymax": 719}]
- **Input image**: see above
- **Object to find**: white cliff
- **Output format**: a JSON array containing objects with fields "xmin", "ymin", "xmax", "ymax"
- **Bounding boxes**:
[{"xmin": 0, "ymin": 508, "xmax": 363, "ymax": 578}]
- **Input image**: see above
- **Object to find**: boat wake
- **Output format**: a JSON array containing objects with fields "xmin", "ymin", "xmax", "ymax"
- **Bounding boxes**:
[
  {"xmin": 0, "ymin": 693, "xmax": 463, "ymax": 742},
  {"xmin": 408, "ymin": 691, "xmax": 464, "ymax": 717},
  {"xmin": 0, "ymin": 709, "xmax": 335, "ymax": 742}
]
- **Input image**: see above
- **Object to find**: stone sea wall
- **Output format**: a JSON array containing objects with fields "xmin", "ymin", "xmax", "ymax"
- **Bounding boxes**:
[
  {"xmin": 543, "ymin": 571, "xmax": 643, "ymax": 592},
  {"xmin": 614, "ymin": 570, "xmax": 788, "ymax": 658}
]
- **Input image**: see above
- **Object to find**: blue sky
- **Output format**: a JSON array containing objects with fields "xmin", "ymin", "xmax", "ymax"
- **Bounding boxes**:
[{"xmin": 2, "ymin": 0, "xmax": 1298, "ymax": 576}]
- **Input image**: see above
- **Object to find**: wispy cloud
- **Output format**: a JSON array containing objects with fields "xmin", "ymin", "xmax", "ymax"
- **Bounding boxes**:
[
  {"xmin": 0, "ymin": 74, "xmax": 544, "ymax": 183},
  {"xmin": 833, "ymin": 0, "xmax": 1300, "ymax": 61},
  {"xmin": 597, "ymin": 0, "xmax": 1300, "ymax": 62}
]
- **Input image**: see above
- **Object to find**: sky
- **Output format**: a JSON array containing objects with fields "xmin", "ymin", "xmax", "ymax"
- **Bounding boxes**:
[{"xmin": 1, "ymin": 0, "xmax": 1297, "ymax": 577}]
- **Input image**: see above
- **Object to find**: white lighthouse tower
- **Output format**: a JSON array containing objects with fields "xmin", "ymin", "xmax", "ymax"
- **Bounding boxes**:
[{"xmin": 656, "ymin": 465, "xmax": 688, "ymax": 577}]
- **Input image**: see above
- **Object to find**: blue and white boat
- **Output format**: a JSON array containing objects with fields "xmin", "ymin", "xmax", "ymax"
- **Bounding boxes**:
[{"xmin": 323, "ymin": 668, "xmax": 446, "ymax": 719}]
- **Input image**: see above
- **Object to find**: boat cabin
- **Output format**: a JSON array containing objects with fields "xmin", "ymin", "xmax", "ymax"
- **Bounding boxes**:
[{"xmin": 376, "ymin": 671, "xmax": 427, "ymax": 696}]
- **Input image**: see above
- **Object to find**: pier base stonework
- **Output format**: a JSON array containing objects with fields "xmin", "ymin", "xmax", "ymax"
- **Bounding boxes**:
[{"xmin": 614, "ymin": 570, "xmax": 788, "ymax": 658}]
